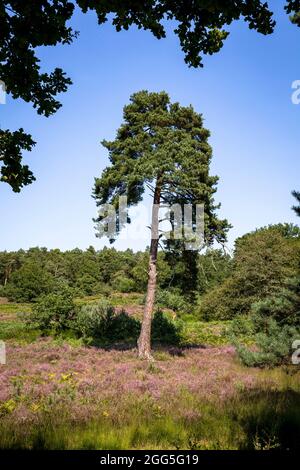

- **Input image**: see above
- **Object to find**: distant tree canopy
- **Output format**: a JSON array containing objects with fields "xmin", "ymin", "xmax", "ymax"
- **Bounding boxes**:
[
  {"xmin": 0, "ymin": 0, "xmax": 299, "ymax": 191},
  {"xmin": 201, "ymin": 223, "xmax": 300, "ymax": 320},
  {"xmin": 0, "ymin": 245, "xmax": 231, "ymax": 303}
]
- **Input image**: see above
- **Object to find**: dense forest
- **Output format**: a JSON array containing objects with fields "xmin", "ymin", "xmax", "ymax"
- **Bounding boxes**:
[
  {"xmin": 1, "ymin": 223, "xmax": 298, "ymax": 313},
  {"xmin": 0, "ymin": 244, "xmax": 231, "ymax": 302}
]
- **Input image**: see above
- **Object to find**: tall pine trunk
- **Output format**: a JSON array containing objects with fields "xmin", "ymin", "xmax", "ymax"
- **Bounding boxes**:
[{"xmin": 137, "ymin": 177, "xmax": 162, "ymax": 359}]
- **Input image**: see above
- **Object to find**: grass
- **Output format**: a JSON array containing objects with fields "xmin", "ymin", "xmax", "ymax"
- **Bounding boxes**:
[
  {"xmin": 75, "ymin": 292, "xmax": 144, "ymax": 308},
  {"xmin": 0, "ymin": 302, "xmax": 31, "ymax": 321},
  {"xmin": 179, "ymin": 320, "xmax": 230, "ymax": 347},
  {"xmin": 0, "ymin": 376, "xmax": 299, "ymax": 450},
  {"xmin": 110, "ymin": 292, "xmax": 144, "ymax": 307},
  {"xmin": 0, "ymin": 298, "xmax": 235, "ymax": 347},
  {"xmin": 0, "ymin": 320, "xmax": 40, "ymax": 342},
  {"xmin": 0, "ymin": 296, "xmax": 299, "ymax": 450},
  {"xmin": 74, "ymin": 297, "xmax": 236, "ymax": 347},
  {"xmin": 0, "ymin": 303, "xmax": 39, "ymax": 343}
]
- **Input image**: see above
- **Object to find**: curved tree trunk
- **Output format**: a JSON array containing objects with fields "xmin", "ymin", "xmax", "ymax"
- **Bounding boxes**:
[{"xmin": 137, "ymin": 177, "xmax": 162, "ymax": 359}]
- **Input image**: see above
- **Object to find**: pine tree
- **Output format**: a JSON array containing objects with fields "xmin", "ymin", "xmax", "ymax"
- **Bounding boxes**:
[
  {"xmin": 93, "ymin": 90, "xmax": 229, "ymax": 359},
  {"xmin": 292, "ymin": 190, "xmax": 300, "ymax": 217}
]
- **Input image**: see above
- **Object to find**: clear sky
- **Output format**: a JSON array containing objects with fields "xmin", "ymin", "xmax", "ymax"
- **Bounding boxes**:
[{"xmin": 0, "ymin": 0, "xmax": 299, "ymax": 252}]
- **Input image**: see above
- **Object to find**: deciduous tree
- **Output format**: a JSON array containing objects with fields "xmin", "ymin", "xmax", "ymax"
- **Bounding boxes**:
[{"xmin": 1, "ymin": 1, "xmax": 298, "ymax": 191}]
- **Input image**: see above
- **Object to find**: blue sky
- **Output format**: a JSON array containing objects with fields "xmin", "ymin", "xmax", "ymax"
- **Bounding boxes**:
[{"xmin": 0, "ymin": 0, "xmax": 299, "ymax": 252}]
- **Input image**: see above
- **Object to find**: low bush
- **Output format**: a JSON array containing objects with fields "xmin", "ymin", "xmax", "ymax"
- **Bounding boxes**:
[
  {"xmin": 198, "ymin": 226, "xmax": 300, "ymax": 321},
  {"xmin": 93, "ymin": 283, "xmax": 113, "ymax": 297},
  {"xmin": 155, "ymin": 289, "xmax": 187, "ymax": 313},
  {"xmin": 151, "ymin": 310, "xmax": 182, "ymax": 345},
  {"xmin": 111, "ymin": 275, "xmax": 136, "ymax": 293},
  {"xmin": 0, "ymin": 321, "xmax": 39, "ymax": 342},
  {"xmin": 180, "ymin": 320, "xmax": 229, "ymax": 347},
  {"xmin": 75, "ymin": 300, "xmax": 140, "ymax": 344},
  {"xmin": 228, "ymin": 316, "xmax": 255, "ymax": 342},
  {"xmin": 199, "ymin": 279, "xmax": 239, "ymax": 320},
  {"xmin": 232, "ymin": 275, "xmax": 300, "ymax": 367},
  {"xmin": 24, "ymin": 293, "xmax": 184, "ymax": 347},
  {"xmin": 233, "ymin": 316, "xmax": 299, "ymax": 368},
  {"xmin": 251, "ymin": 276, "xmax": 300, "ymax": 327},
  {"xmin": 27, "ymin": 289, "xmax": 76, "ymax": 334},
  {"xmin": 76, "ymin": 303, "xmax": 182, "ymax": 346}
]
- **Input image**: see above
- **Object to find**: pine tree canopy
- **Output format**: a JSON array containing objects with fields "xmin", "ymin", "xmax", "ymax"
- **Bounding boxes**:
[{"xmin": 93, "ymin": 90, "xmax": 230, "ymax": 246}]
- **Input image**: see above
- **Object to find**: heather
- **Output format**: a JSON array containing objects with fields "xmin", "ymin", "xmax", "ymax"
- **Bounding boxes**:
[
  {"xmin": 0, "ymin": 298, "xmax": 299, "ymax": 450},
  {"xmin": 0, "ymin": 222, "xmax": 299, "ymax": 449},
  {"xmin": 0, "ymin": 338, "xmax": 299, "ymax": 450}
]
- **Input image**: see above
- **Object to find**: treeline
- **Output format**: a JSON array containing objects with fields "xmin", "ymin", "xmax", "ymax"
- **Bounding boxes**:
[
  {"xmin": 0, "ymin": 223, "xmax": 299, "ymax": 329},
  {"xmin": 201, "ymin": 223, "xmax": 300, "ymax": 321},
  {"xmin": 0, "ymin": 245, "xmax": 231, "ymax": 304},
  {"xmin": 1, "ymin": 222, "xmax": 299, "ymax": 366}
]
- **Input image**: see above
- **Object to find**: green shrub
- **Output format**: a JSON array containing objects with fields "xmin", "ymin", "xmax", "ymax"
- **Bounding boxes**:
[
  {"xmin": 155, "ymin": 289, "xmax": 187, "ymax": 313},
  {"xmin": 235, "ymin": 321, "xmax": 299, "ymax": 368},
  {"xmin": 75, "ymin": 300, "xmax": 140, "ymax": 344},
  {"xmin": 0, "ymin": 286, "xmax": 6, "ymax": 297},
  {"xmin": 3, "ymin": 262, "xmax": 55, "ymax": 302},
  {"xmin": 199, "ymin": 279, "xmax": 240, "ymax": 320},
  {"xmin": 75, "ymin": 301, "xmax": 110, "ymax": 339},
  {"xmin": 180, "ymin": 320, "xmax": 229, "ymax": 346},
  {"xmin": 251, "ymin": 276, "xmax": 300, "ymax": 327},
  {"xmin": 109, "ymin": 310, "xmax": 140, "ymax": 341},
  {"xmin": 27, "ymin": 289, "xmax": 76, "ymax": 333},
  {"xmin": 151, "ymin": 310, "xmax": 182, "ymax": 345},
  {"xmin": 232, "ymin": 308, "xmax": 300, "ymax": 367},
  {"xmin": 94, "ymin": 283, "xmax": 113, "ymax": 297},
  {"xmin": 232, "ymin": 274, "xmax": 300, "ymax": 367},
  {"xmin": 229, "ymin": 316, "xmax": 255, "ymax": 338},
  {"xmin": 75, "ymin": 274, "xmax": 99, "ymax": 296},
  {"xmin": 111, "ymin": 275, "xmax": 136, "ymax": 293},
  {"xmin": 198, "ymin": 225, "xmax": 299, "ymax": 321},
  {"xmin": 0, "ymin": 320, "xmax": 39, "ymax": 342}
]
